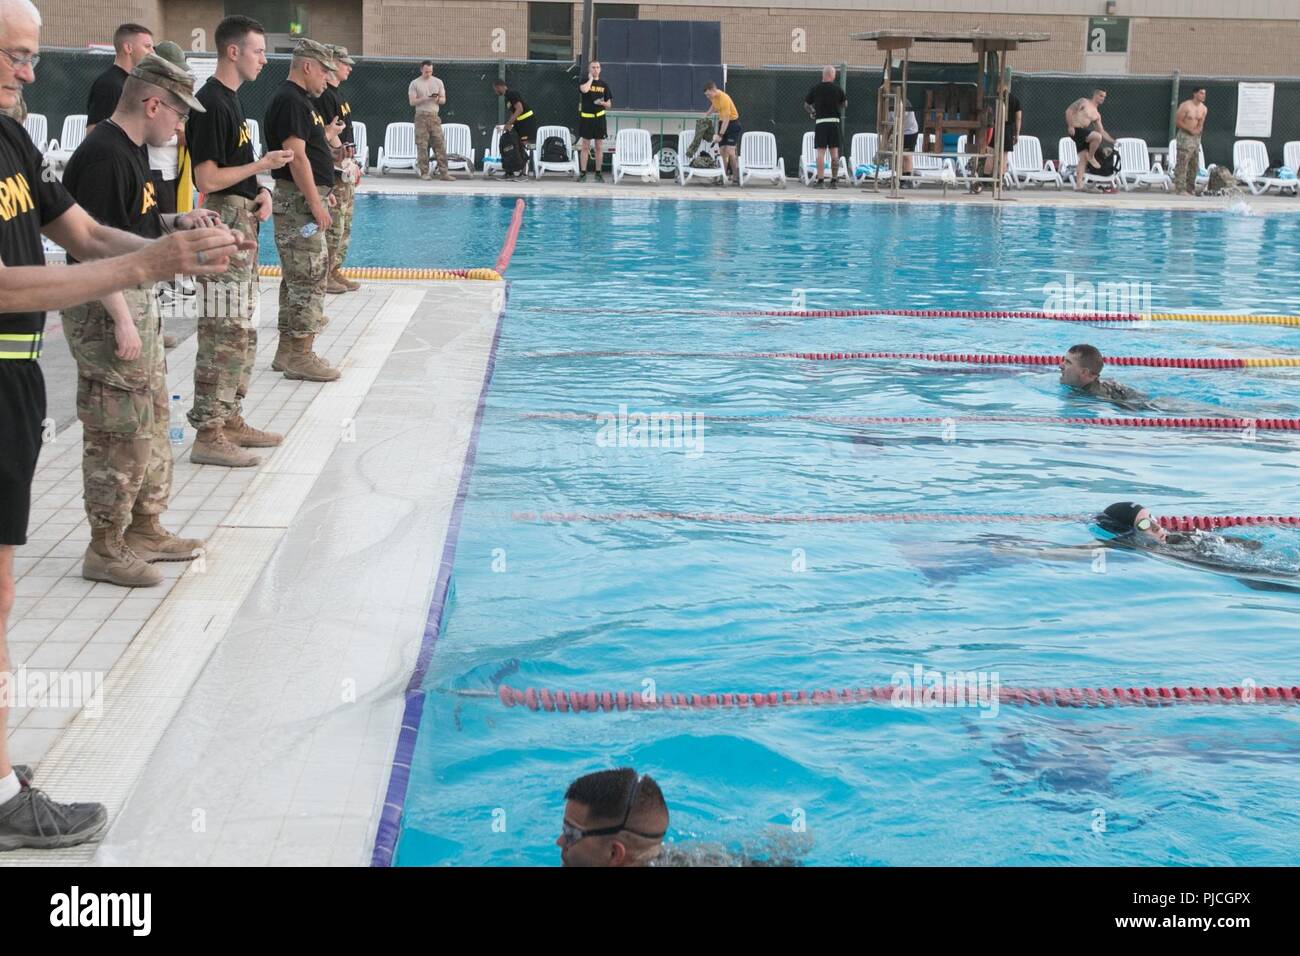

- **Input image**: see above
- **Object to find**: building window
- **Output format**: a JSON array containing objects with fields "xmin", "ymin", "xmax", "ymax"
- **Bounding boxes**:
[
  {"xmin": 1086, "ymin": 17, "xmax": 1129, "ymax": 54},
  {"xmin": 227, "ymin": 1, "xmax": 303, "ymax": 35},
  {"xmin": 594, "ymin": 3, "xmax": 638, "ymax": 53},
  {"xmin": 528, "ymin": 2, "xmax": 573, "ymax": 61}
]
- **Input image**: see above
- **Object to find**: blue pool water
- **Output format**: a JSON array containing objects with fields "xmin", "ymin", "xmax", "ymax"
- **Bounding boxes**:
[{"xmin": 385, "ymin": 196, "xmax": 1300, "ymax": 866}]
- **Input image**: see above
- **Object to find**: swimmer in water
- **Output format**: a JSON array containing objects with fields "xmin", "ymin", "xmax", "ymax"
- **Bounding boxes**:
[{"xmin": 1059, "ymin": 344, "xmax": 1150, "ymax": 410}]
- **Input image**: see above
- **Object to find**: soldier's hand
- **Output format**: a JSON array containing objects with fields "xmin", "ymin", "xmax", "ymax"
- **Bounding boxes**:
[
  {"xmin": 113, "ymin": 319, "xmax": 142, "ymax": 361},
  {"xmin": 261, "ymin": 149, "xmax": 294, "ymax": 171},
  {"xmin": 145, "ymin": 228, "xmax": 242, "ymax": 280},
  {"xmin": 314, "ymin": 205, "xmax": 332, "ymax": 231},
  {"xmin": 326, "ymin": 191, "xmax": 339, "ymax": 209},
  {"xmin": 254, "ymin": 189, "xmax": 273, "ymax": 222},
  {"xmin": 178, "ymin": 208, "xmax": 222, "ymax": 230}
]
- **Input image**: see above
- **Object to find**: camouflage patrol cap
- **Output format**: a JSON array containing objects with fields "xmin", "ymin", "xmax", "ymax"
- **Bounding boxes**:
[
  {"xmin": 329, "ymin": 46, "xmax": 356, "ymax": 65},
  {"xmin": 153, "ymin": 40, "xmax": 191, "ymax": 72},
  {"xmin": 293, "ymin": 38, "xmax": 338, "ymax": 72},
  {"xmin": 131, "ymin": 53, "xmax": 205, "ymax": 113}
]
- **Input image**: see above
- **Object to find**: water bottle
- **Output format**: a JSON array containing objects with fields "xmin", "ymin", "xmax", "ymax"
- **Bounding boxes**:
[
  {"xmin": 300, "ymin": 222, "xmax": 318, "ymax": 238},
  {"xmin": 169, "ymin": 394, "xmax": 185, "ymax": 445}
]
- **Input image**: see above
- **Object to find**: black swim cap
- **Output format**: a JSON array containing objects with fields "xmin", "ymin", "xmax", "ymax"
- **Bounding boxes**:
[{"xmin": 1097, "ymin": 501, "xmax": 1144, "ymax": 534}]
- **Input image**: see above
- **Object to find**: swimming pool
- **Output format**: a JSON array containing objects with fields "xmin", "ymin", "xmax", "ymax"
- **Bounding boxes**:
[{"xmin": 379, "ymin": 196, "xmax": 1300, "ymax": 866}]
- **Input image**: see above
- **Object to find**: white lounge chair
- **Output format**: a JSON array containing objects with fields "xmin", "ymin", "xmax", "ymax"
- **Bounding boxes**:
[
  {"xmin": 799, "ymin": 130, "xmax": 848, "ymax": 185},
  {"xmin": 534, "ymin": 124, "xmax": 578, "ymax": 180},
  {"xmin": 611, "ymin": 128, "xmax": 657, "ymax": 184},
  {"xmin": 1115, "ymin": 137, "xmax": 1171, "ymax": 191},
  {"xmin": 43, "ymin": 114, "xmax": 87, "ymax": 168},
  {"xmin": 675, "ymin": 128, "xmax": 725, "ymax": 186},
  {"xmin": 22, "ymin": 112, "xmax": 46, "ymax": 151},
  {"xmin": 377, "ymin": 122, "xmax": 417, "ymax": 175},
  {"xmin": 849, "ymin": 132, "xmax": 890, "ymax": 184},
  {"xmin": 1166, "ymin": 137, "xmax": 1209, "ymax": 190},
  {"xmin": 909, "ymin": 138, "xmax": 955, "ymax": 187},
  {"xmin": 1008, "ymin": 135, "xmax": 1062, "ymax": 189},
  {"xmin": 443, "ymin": 122, "xmax": 475, "ymax": 177},
  {"xmin": 1234, "ymin": 140, "xmax": 1298, "ymax": 195},
  {"xmin": 1284, "ymin": 141, "xmax": 1300, "ymax": 179},
  {"xmin": 738, "ymin": 131, "xmax": 785, "ymax": 188},
  {"xmin": 483, "ymin": 125, "xmax": 505, "ymax": 178},
  {"xmin": 244, "ymin": 118, "xmax": 262, "ymax": 161},
  {"xmin": 1058, "ymin": 136, "xmax": 1121, "ymax": 191},
  {"xmin": 351, "ymin": 120, "xmax": 368, "ymax": 173}
]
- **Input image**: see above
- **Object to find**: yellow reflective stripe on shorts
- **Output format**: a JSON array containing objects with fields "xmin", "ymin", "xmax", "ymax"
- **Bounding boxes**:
[
  {"xmin": 815, "ymin": 117, "xmax": 840, "ymax": 123},
  {"xmin": 580, "ymin": 111, "xmax": 606, "ymax": 118},
  {"xmin": 0, "ymin": 331, "xmax": 42, "ymax": 359},
  {"xmin": 516, "ymin": 110, "xmax": 534, "ymax": 121}
]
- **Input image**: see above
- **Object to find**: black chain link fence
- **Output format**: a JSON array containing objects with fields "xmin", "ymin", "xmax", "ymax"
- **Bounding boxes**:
[{"xmin": 24, "ymin": 49, "xmax": 1300, "ymax": 177}]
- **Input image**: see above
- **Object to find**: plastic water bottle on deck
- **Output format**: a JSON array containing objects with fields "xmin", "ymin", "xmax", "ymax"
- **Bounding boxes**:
[{"xmin": 169, "ymin": 394, "xmax": 185, "ymax": 445}]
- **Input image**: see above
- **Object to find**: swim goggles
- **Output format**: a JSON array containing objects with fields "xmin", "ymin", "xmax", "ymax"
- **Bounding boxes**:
[{"xmin": 560, "ymin": 774, "xmax": 667, "ymax": 845}]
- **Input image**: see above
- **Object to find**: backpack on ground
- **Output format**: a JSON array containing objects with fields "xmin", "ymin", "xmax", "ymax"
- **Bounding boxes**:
[
  {"xmin": 1093, "ymin": 145, "xmax": 1122, "ymax": 178},
  {"xmin": 541, "ymin": 135, "xmax": 568, "ymax": 164},
  {"xmin": 499, "ymin": 128, "xmax": 524, "ymax": 175}
]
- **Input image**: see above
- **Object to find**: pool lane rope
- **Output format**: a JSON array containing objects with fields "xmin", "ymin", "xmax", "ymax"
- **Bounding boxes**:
[
  {"xmin": 494, "ymin": 198, "xmax": 525, "ymax": 274},
  {"xmin": 258, "ymin": 264, "xmax": 501, "ymax": 281},
  {"xmin": 513, "ymin": 511, "xmax": 1300, "ymax": 532},
  {"xmin": 494, "ymin": 684, "xmax": 1299, "ymax": 713},
  {"xmin": 529, "ymin": 349, "xmax": 1300, "ymax": 370},
  {"xmin": 524, "ymin": 411, "xmax": 1300, "ymax": 432}
]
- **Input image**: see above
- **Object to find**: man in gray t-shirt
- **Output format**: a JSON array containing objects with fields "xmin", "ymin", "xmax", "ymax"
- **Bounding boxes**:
[{"xmin": 408, "ymin": 60, "xmax": 450, "ymax": 180}]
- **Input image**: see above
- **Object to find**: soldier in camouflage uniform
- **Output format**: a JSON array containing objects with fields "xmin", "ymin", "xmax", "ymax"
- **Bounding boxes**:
[
  {"xmin": 61, "ymin": 55, "xmax": 218, "ymax": 587},
  {"xmin": 317, "ymin": 45, "xmax": 360, "ymax": 294},
  {"xmin": 265, "ymin": 38, "xmax": 340, "ymax": 381},
  {"xmin": 186, "ymin": 14, "xmax": 296, "ymax": 466},
  {"xmin": 1059, "ymin": 344, "xmax": 1150, "ymax": 411}
]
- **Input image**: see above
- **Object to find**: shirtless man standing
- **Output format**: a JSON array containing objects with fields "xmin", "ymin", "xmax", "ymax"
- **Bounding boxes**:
[
  {"xmin": 1173, "ymin": 87, "xmax": 1208, "ymax": 195},
  {"xmin": 1065, "ymin": 89, "xmax": 1112, "ymax": 189}
]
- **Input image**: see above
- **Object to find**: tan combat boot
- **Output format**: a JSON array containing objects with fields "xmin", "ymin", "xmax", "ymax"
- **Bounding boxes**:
[
  {"xmin": 191, "ymin": 423, "xmax": 261, "ymax": 467},
  {"xmin": 325, "ymin": 272, "xmax": 348, "ymax": 294},
  {"xmin": 333, "ymin": 268, "xmax": 360, "ymax": 292},
  {"xmin": 123, "ymin": 514, "xmax": 204, "ymax": 563},
  {"xmin": 280, "ymin": 335, "xmax": 340, "ymax": 382},
  {"xmin": 224, "ymin": 414, "xmax": 283, "ymax": 447},
  {"xmin": 83, "ymin": 527, "xmax": 163, "ymax": 587},
  {"xmin": 271, "ymin": 335, "xmax": 294, "ymax": 372}
]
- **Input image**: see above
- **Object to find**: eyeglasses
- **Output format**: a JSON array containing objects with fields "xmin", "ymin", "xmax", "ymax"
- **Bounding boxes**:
[
  {"xmin": 560, "ymin": 775, "xmax": 667, "ymax": 846},
  {"xmin": 145, "ymin": 97, "xmax": 190, "ymax": 123},
  {"xmin": 0, "ymin": 49, "xmax": 40, "ymax": 69}
]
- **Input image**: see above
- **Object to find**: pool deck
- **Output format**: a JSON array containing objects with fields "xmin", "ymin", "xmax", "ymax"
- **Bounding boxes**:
[{"xmin": 5, "ymin": 177, "xmax": 1297, "ymax": 867}]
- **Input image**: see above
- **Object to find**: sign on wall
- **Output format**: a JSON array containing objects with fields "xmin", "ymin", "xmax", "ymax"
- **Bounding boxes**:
[{"xmin": 1235, "ymin": 82, "xmax": 1274, "ymax": 138}]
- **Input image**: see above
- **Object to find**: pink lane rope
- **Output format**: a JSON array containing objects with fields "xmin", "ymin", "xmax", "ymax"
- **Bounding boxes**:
[
  {"xmin": 494, "ymin": 198, "xmax": 525, "ymax": 273},
  {"xmin": 523, "ymin": 411, "xmax": 1300, "ymax": 432},
  {"xmin": 497, "ymin": 684, "xmax": 1299, "ymax": 712},
  {"xmin": 528, "ymin": 350, "xmax": 1296, "ymax": 370},
  {"xmin": 512, "ymin": 511, "xmax": 1300, "ymax": 530}
]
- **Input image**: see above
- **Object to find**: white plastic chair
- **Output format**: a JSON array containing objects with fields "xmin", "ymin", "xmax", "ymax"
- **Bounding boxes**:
[
  {"xmin": 612, "ymin": 128, "xmax": 657, "ymax": 184},
  {"xmin": 799, "ymin": 130, "xmax": 848, "ymax": 185},
  {"xmin": 849, "ymin": 132, "xmax": 890, "ymax": 184},
  {"xmin": 377, "ymin": 122, "xmax": 417, "ymax": 174},
  {"xmin": 534, "ymin": 124, "xmax": 578, "ymax": 180},
  {"xmin": 22, "ymin": 113, "xmax": 46, "ymax": 151},
  {"xmin": 351, "ymin": 120, "xmax": 368, "ymax": 173},
  {"xmin": 1058, "ymin": 136, "xmax": 1121, "ymax": 191},
  {"xmin": 675, "ymin": 129, "xmax": 724, "ymax": 186},
  {"xmin": 1284, "ymin": 141, "xmax": 1300, "ymax": 179},
  {"xmin": 1167, "ymin": 138, "xmax": 1209, "ymax": 187},
  {"xmin": 43, "ymin": 113, "xmax": 87, "ymax": 167},
  {"xmin": 738, "ymin": 131, "xmax": 785, "ymax": 188},
  {"xmin": 1115, "ymin": 137, "xmax": 1170, "ymax": 191},
  {"xmin": 243, "ymin": 118, "xmax": 262, "ymax": 161},
  {"xmin": 442, "ymin": 122, "xmax": 475, "ymax": 177},
  {"xmin": 1007, "ymin": 135, "xmax": 1061, "ymax": 189},
  {"xmin": 1234, "ymin": 140, "xmax": 1298, "ymax": 195},
  {"xmin": 909, "ymin": 138, "xmax": 955, "ymax": 186},
  {"xmin": 483, "ymin": 125, "xmax": 504, "ymax": 178}
]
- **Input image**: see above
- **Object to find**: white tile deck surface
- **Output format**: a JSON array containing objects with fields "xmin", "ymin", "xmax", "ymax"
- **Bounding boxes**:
[{"xmin": 3, "ymin": 278, "xmax": 502, "ymax": 865}]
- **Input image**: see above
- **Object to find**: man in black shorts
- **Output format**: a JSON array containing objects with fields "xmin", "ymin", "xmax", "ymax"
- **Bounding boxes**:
[
  {"xmin": 492, "ymin": 78, "xmax": 537, "ymax": 176},
  {"xmin": 86, "ymin": 21, "xmax": 154, "ymax": 133},
  {"xmin": 0, "ymin": 0, "xmax": 248, "ymax": 850},
  {"xmin": 577, "ymin": 61, "xmax": 611, "ymax": 182},
  {"xmin": 1065, "ymin": 89, "xmax": 1112, "ymax": 189},
  {"xmin": 805, "ymin": 65, "xmax": 847, "ymax": 188}
]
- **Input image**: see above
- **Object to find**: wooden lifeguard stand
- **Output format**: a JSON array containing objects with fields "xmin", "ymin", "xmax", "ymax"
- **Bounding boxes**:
[{"xmin": 851, "ymin": 29, "xmax": 1050, "ymax": 199}]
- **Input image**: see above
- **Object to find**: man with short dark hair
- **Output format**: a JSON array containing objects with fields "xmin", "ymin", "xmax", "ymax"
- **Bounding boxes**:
[
  {"xmin": 557, "ymin": 768, "xmax": 668, "ymax": 867},
  {"xmin": 1059, "ymin": 343, "xmax": 1147, "ymax": 408},
  {"xmin": 805, "ymin": 65, "xmax": 847, "ymax": 188},
  {"xmin": 86, "ymin": 21, "xmax": 154, "ymax": 131},
  {"xmin": 186, "ymin": 14, "xmax": 294, "ymax": 467},
  {"xmin": 265, "ymin": 38, "xmax": 341, "ymax": 382},
  {"xmin": 492, "ymin": 77, "xmax": 536, "ymax": 176},
  {"xmin": 1065, "ymin": 89, "xmax": 1112, "ymax": 190},
  {"xmin": 577, "ymin": 60, "xmax": 611, "ymax": 182},
  {"xmin": 317, "ymin": 45, "xmax": 360, "ymax": 292},
  {"xmin": 1173, "ymin": 87, "xmax": 1207, "ymax": 196},
  {"xmin": 703, "ymin": 80, "xmax": 740, "ymax": 183},
  {"xmin": 409, "ymin": 60, "xmax": 449, "ymax": 181}
]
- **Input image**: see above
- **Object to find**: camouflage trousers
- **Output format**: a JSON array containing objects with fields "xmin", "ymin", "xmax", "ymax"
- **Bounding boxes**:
[
  {"xmin": 327, "ymin": 179, "xmax": 355, "ymax": 273},
  {"xmin": 1174, "ymin": 130, "xmax": 1202, "ymax": 195},
  {"xmin": 63, "ymin": 288, "xmax": 172, "ymax": 531},
  {"xmin": 189, "ymin": 192, "xmax": 261, "ymax": 429},
  {"xmin": 272, "ymin": 180, "xmax": 330, "ymax": 339}
]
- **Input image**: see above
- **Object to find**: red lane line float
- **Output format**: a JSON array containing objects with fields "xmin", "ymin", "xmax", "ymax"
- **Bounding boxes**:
[{"xmin": 511, "ymin": 511, "xmax": 1300, "ymax": 528}]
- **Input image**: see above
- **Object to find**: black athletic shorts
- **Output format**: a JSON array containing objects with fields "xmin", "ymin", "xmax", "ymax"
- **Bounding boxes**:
[
  {"xmin": 578, "ymin": 116, "xmax": 607, "ymax": 141},
  {"xmin": 0, "ymin": 360, "xmax": 47, "ymax": 546},
  {"xmin": 902, "ymin": 132, "xmax": 919, "ymax": 150},
  {"xmin": 1071, "ymin": 127, "xmax": 1094, "ymax": 152},
  {"xmin": 719, "ymin": 120, "xmax": 742, "ymax": 147},
  {"xmin": 515, "ymin": 117, "xmax": 538, "ymax": 144},
  {"xmin": 814, "ymin": 121, "xmax": 842, "ymax": 149}
]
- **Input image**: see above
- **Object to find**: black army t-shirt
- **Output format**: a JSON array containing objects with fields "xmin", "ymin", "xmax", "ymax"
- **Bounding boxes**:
[
  {"xmin": 62, "ymin": 120, "xmax": 163, "ymax": 263},
  {"xmin": 0, "ymin": 117, "xmax": 75, "ymax": 333},
  {"xmin": 187, "ymin": 77, "xmax": 259, "ymax": 200},
  {"xmin": 579, "ymin": 77, "xmax": 611, "ymax": 114},
  {"xmin": 314, "ymin": 85, "xmax": 354, "ymax": 146},
  {"xmin": 86, "ymin": 64, "xmax": 129, "ymax": 126},
  {"xmin": 266, "ymin": 80, "xmax": 334, "ymax": 187},
  {"xmin": 806, "ymin": 81, "xmax": 846, "ymax": 119}
]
